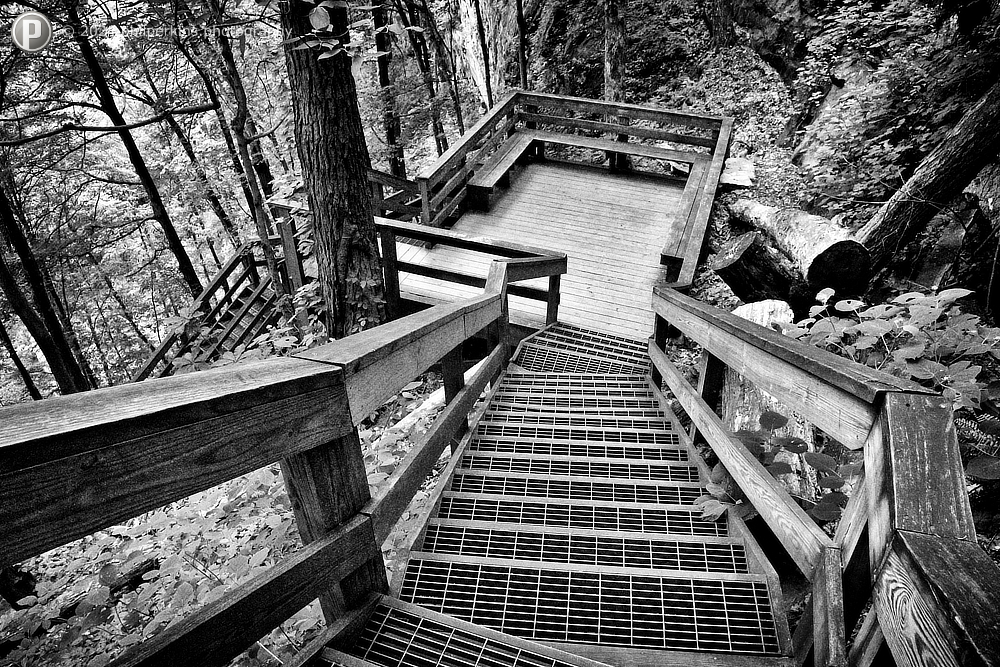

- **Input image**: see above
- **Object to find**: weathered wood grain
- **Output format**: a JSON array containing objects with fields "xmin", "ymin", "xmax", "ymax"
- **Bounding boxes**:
[
  {"xmin": 648, "ymin": 339, "xmax": 832, "ymax": 576},
  {"xmin": 813, "ymin": 546, "xmax": 848, "ymax": 667},
  {"xmin": 395, "ymin": 260, "xmax": 549, "ymax": 301},
  {"xmin": 110, "ymin": 515, "xmax": 377, "ymax": 667},
  {"xmin": 517, "ymin": 90, "xmax": 725, "ymax": 130},
  {"xmin": 379, "ymin": 228, "xmax": 401, "ymax": 319},
  {"xmin": 375, "ymin": 216, "xmax": 564, "ymax": 259},
  {"xmin": 847, "ymin": 608, "xmax": 888, "ymax": 667},
  {"xmin": 517, "ymin": 111, "xmax": 718, "ymax": 147},
  {"xmin": 418, "ymin": 91, "xmax": 518, "ymax": 183},
  {"xmin": 284, "ymin": 592, "xmax": 382, "ymax": 667},
  {"xmin": 0, "ymin": 360, "xmax": 350, "ymax": 565},
  {"xmin": 522, "ymin": 129, "xmax": 709, "ymax": 165}
]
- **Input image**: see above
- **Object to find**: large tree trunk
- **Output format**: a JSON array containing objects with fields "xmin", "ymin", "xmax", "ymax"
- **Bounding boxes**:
[
  {"xmin": 472, "ymin": 0, "xmax": 494, "ymax": 107},
  {"xmin": 710, "ymin": 232, "xmax": 801, "ymax": 303},
  {"xmin": 704, "ymin": 0, "xmax": 737, "ymax": 48},
  {"xmin": 282, "ymin": 1, "xmax": 386, "ymax": 338},
  {"xmin": 66, "ymin": 2, "xmax": 203, "ymax": 299},
  {"xmin": 0, "ymin": 315, "xmax": 42, "ymax": 401},
  {"xmin": 851, "ymin": 78, "xmax": 1000, "ymax": 275},
  {"xmin": 373, "ymin": 1, "xmax": 407, "ymax": 178}
]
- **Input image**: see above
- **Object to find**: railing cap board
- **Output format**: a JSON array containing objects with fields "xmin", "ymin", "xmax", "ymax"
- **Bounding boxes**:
[
  {"xmin": 375, "ymin": 217, "xmax": 567, "ymax": 260},
  {"xmin": 0, "ymin": 355, "xmax": 344, "ymax": 472},
  {"xmin": 653, "ymin": 285, "xmax": 932, "ymax": 404},
  {"xmin": 515, "ymin": 90, "xmax": 727, "ymax": 130},
  {"xmin": 417, "ymin": 90, "xmax": 519, "ymax": 182}
]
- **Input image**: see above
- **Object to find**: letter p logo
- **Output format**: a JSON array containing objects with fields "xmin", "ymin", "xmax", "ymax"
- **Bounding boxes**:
[{"xmin": 11, "ymin": 12, "xmax": 52, "ymax": 52}]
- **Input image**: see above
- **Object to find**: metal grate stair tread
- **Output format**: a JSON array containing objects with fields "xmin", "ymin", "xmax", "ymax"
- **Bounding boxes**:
[
  {"xmin": 448, "ymin": 472, "xmax": 704, "ymax": 504},
  {"xmin": 470, "ymin": 438, "xmax": 690, "ymax": 461}
]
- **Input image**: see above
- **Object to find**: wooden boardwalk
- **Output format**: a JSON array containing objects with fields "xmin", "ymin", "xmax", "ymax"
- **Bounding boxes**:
[{"xmin": 396, "ymin": 162, "xmax": 690, "ymax": 339}]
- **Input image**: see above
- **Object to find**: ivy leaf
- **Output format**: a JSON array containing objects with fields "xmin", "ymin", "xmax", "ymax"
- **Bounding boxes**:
[
  {"xmin": 809, "ymin": 505, "xmax": 842, "ymax": 523},
  {"xmin": 823, "ymin": 491, "xmax": 850, "ymax": 507},
  {"xmin": 937, "ymin": 288, "xmax": 973, "ymax": 304},
  {"xmin": 697, "ymin": 499, "xmax": 729, "ymax": 521},
  {"xmin": 818, "ymin": 475, "xmax": 846, "ymax": 489},
  {"xmin": 759, "ymin": 410, "xmax": 788, "ymax": 430},
  {"xmin": 767, "ymin": 462, "xmax": 794, "ymax": 476},
  {"xmin": 775, "ymin": 436, "xmax": 808, "ymax": 453},
  {"xmin": 804, "ymin": 451, "xmax": 838, "ymax": 474},
  {"xmin": 816, "ymin": 288, "xmax": 835, "ymax": 304},
  {"xmin": 249, "ymin": 548, "xmax": 270, "ymax": 568},
  {"xmin": 170, "ymin": 581, "xmax": 195, "ymax": 609},
  {"xmin": 308, "ymin": 6, "xmax": 330, "ymax": 29},
  {"xmin": 834, "ymin": 299, "xmax": 865, "ymax": 312},
  {"xmin": 705, "ymin": 482, "xmax": 728, "ymax": 499},
  {"xmin": 967, "ymin": 456, "xmax": 1000, "ymax": 480},
  {"xmin": 98, "ymin": 563, "xmax": 118, "ymax": 587}
]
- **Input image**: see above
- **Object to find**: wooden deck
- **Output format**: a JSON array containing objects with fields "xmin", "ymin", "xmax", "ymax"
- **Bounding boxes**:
[{"xmin": 397, "ymin": 162, "xmax": 691, "ymax": 339}]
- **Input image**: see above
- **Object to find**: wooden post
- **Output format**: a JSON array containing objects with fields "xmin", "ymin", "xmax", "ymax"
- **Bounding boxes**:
[
  {"xmin": 441, "ymin": 344, "xmax": 466, "ymax": 447},
  {"xmin": 245, "ymin": 249, "xmax": 261, "ymax": 285},
  {"xmin": 280, "ymin": 428, "xmax": 388, "ymax": 624},
  {"xmin": 813, "ymin": 546, "xmax": 847, "ymax": 667},
  {"xmin": 865, "ymin": 392, "xmax": 1000, "ymax": 667},
  {"xmin": 370, "ymin": 179, "xmax": 385, "ymax": 218},
  {"xmin": 546, "ymin": 274, "xmax": 560, "ymax": 324},
  {"xmin": 690, "ymin": 350, "xmax": 725, "ymax": 445},
  {"xmin": 650, "ymin": 314, "xmax": 669, "ymax": 386},
  {"xmin": 379, "ymin": 227, "xmax": 400, "ymax": 320},
  {"xmin": 418, "ymin": 178, "xmax": 432, "ymax": 225},
  {"xmin": 278, "ymin": 220, "xmax": 305, "ymax": 292}
]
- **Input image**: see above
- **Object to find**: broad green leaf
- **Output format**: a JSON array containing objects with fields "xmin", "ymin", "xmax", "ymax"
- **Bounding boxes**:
[
  {"xmin": 803, "ymin": 451, "xmax": 838, "ymax": 474},
  {"xmin": 759, "ymin": 410, "xmax": 788, "ymax": 430},
  {"xmin": 767, "ymin": 462, "xmax": 794, "ymax": 476}
]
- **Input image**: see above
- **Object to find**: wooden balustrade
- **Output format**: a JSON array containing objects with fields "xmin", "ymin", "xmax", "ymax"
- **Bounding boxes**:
[
  {"xmin": 649, "ymin": 285, "xmax": 1000, "ymax": 667},
  {"xmin": 0, "ymin": 238, "xmax": 565, "ymax": 667},
  {"xmin": 375, "ymin": 217, "xmax": 566, "ymax": 325}
]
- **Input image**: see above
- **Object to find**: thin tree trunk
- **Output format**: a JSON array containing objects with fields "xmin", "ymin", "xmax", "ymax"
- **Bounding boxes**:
[
  {"xmin": 282, "ymin": 0, "xmax": 386, "ymax": 338},
  {"xmin": 0, "ymin": 189, "xmax": 90, "ymax": 393},
  {"xmin": 46, "ymin": 266, "xmax": 99, "ymax": 389},
  {"xmin": 472, "ymin": 0, "xmax": 494, "ymax": 107},
  {"xmin": 0, "ymin": 315, "xmax": 42, "ymax": 400},
  {"xmin": 603, "ymin": 0, "xmax": 627, "ymax": 169},
  {"xmin": 66, "ymin": 1, "xmax": 203, "ymax": 299},
  {"xmin": 853, "ymin": 78, "xmax": 1000, "ymax": 274},
  {"xmin": 395, "ymin": 0, "xmax": 449, "ymax": 154},
  {"xmin": 87, "ymin": 253, "xmax": 154, "ymax": 350},
  {"xmin": 416, "ymin": 0, "xmax": 465, "ymax": 133},
  {"xmin": 704, "ymin": 0, "xmax": 737, "ymax": 48},
  {"xmin": 84, "ymin": 311, "xmax": 113, "ymax": 386},
  {"xmin": 373, "ymin": 1, "xmax": 407, "ymax": 177},
  {"xmin": 516, "ymin": 0, "xmax": 529, "ymax": 88}
]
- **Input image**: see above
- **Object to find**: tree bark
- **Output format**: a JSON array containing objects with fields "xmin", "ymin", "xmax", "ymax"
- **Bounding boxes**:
[
  {"xmin": 66, "ymin": 1, "xmax": 203, "ymax": 299},
  {"xmin": 711, "ymin": 232, "xmax": 801, "ymax": 303},
  {"xmin": 0, "ymin": 315, "xmax": 42, "ymax": 400},
  {"xmin": 373, "ymin": 1, "xmax": 407, "ymax": 178},
  {"xmin": 282, "ymin": 1, "xmax": 386, "ymax": 338},
  {"xmin": 704, "ymin": 0, "xmax": 737, "ymax": 48},
  {"xmin": 0, "ymin": 188, "xmax": 91, "ymax": 393},
  {"xmin": 603, "ymin": 0, "xmax": 626, "ymax": 103},
  {"xmin": 472, "ymin": 0, "xmax": 494, "ymax": 107},
  {"xmin": 414, "ymin": 0, "xmax": 466, "ymax": 133},
  {"xmin": 396, "ymin": 0, "xmax": 449, "ymax": 155},
  {"xmin": 852, "ymin": 78, "xmax": 1000, "ymax": 275}
]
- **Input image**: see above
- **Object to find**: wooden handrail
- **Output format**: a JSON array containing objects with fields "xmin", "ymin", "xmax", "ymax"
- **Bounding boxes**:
[
  {"xmin": 652, "ymin": 285, "xmax": 930, "ymax": 449},
  {"xmin": 516, "ymin": 90, "xmax": 726, "ymax": 130},
  {"xmin": 648, "ymin": 286, "xmax": 1000, "ymax": 667},
  {"xmin": 375, "ymin": 217, "xmax": 564, "ymax": 260},
  {"xmin": 367, "ymin": 168, "xmax": 418, "ymax": 193}
]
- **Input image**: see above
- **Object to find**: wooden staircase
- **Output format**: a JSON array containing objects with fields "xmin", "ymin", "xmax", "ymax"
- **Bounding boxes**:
[{"xmin": 318, "ymin": 324, "xmax": 791, "ymax": 667}]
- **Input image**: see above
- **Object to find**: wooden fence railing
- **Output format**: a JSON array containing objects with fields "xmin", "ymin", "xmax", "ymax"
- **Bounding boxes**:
[
  {"xmin": 375, "ymin": 217, "xmax": 565, "ymax": 325},
  {"xmin": 648, "ymin": 285, "xmax": 1000, "ymax": 667},
  {"xmin": 0, "ymin": 244, "xmax": 565, "ymax": 666}
]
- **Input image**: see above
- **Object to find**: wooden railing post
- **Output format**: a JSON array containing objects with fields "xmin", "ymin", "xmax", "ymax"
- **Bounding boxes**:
[
  {"xmin": 278, "ymin": 219, "xmax": 305, "ymax": 292},
  {"xmin": 370, "ymin": 179, "xmax": 385, "ymax": 218},
  {"xmin": 417, "ymin": 178, "xmax": 432, "ymax": 225},
  {"xmin": 546, "ymin": 274, "xmax": 560, "ymax": 324},
  {"xmin": 691, "ymin": 350, "xmax": 725, "ymax": 445},
  {"xmin": 280, "ymin": 428, "xmax": 388, "ymax": 624},
  {"xmin": 378, "ymin": 228, "xmax": 401, "ymax": 321},
  {"xmin": 650, "ymin": 314, "xmax": 669, "ymax": 386},
  {"xmin": 864, "ymin": 392, "xmax": 1000, "ymax": 667}
]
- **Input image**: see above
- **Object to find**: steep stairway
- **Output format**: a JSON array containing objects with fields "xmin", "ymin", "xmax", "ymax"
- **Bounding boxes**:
[{"xmin": 321, "ymin": 323, "xmax": 791, "ymax": 667}]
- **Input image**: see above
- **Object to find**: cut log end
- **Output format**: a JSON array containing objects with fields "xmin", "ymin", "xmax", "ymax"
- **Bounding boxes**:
[
  {"xmin": 807, "ymin": 240, "xmax": 872, "ymax": 297},
  {"xmin": 710, "ymin": 232, "xmax": 801, "ymax": 303}
]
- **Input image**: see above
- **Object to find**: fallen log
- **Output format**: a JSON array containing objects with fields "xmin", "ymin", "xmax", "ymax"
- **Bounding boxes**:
[
  {"xmin": 728, "ymin": 199, "xmax": 873, "ymax": 298},
  {"xmin": 710, "ymin": 232, "xmax": 799, "ymax": 303}
]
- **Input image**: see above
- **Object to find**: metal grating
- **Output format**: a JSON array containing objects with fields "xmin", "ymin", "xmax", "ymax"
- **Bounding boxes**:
[
  {"xmin": 491, "ymin": 391, "xmax": 659, "ymax": 410},
  {"xmin": 459, "ymin": 454, "xmax": 700, "ymax": 482},
  {"xmin": 480, "ymin": 412, "xmax": 670, "ymax": 431},
  {"xmin": 471, "ymin": 438, "xmax": 688, "ymax": 461},
  {"xmin": 422, "ymin": 524, "xmax": 749, "ymax": 573},
  {"xmin": 518, "ymin": 345, "xmax": 646, "ymax": 375},
  {"xmin": 548, "ymin": 323, "xmax": 648, "ymax": 353},
  {"xmin": 398, "ymin": 560, "xmax": 781, "ymax": 654},
  {"xmin": 450, "ymin": 473, "xmax": 702, "ymax": 504},
  {"xmin": 531, "ymin": 334, "xmax": 648, "ymax": 366},
  {"xmin": 501, "ymin": 375, "xmax": 650, "ymax": 391},
  {"xmin": 349, "ymin": 603, "xmax": 583, "ymax": 667},
  {"xmin": 438, "ymin": 496, "xmax": 727, "ymax": 537},
  {"xmin": 490, "ymin": 402, "xmax": 664, "ymax": 418},
  {"xmin": 477, "ymin": 423, "xmax": 676, "ymax": 444}
]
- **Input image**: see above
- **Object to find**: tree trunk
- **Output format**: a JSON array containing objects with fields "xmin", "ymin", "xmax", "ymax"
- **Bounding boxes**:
[
  {"xmin": 704, "ymin": 0, "xmax": 737, "ymax": 48},
  {"xmin": 603, "ymin": 0, "xmax": 626, "ymax": 103},
  {"xmin": 472, "ymin": 0, "xmax": 494, "ymax": 107},
  {"xmin": 710, "ymin": 232, "xmax": 802, "ymax": 303},
  {"xmin": 396, "ymin": 0, "xmax": 449, "ymax": 155},
  {"xmin": 373, "ymin": 1, "xmax": 407, "ymax": 178},
  {"xmin": 719, "ymin": 301, "xmax": 819, "ymax": 501},
  {"xmin": 282, "ymin": 1, "xmax": 386, "ymax": 338},
  {"xmin": 0, "ymin": 315, "xmax": 42, "ymax": 400},
  {"xmin": 516, "ymin": 0, "xmax": 529, "ymax": 88},
  {"xmin": 414, "ymin": 0, "xmax": 466, "ymax": 133},
  {"xmin": 0, "ymin": 189, "xmax": 91, "ymax": 393},
  {"xmin": 66, "ymin": 2, "xmax": 203, "ymax": 299},
  {"xmin": 852, "ymin": 78, "xmax": 1000, "ymax": 275},
  {"xmin": 729, "ymin": 199, "xmax": 872, "ymax": 299}
]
